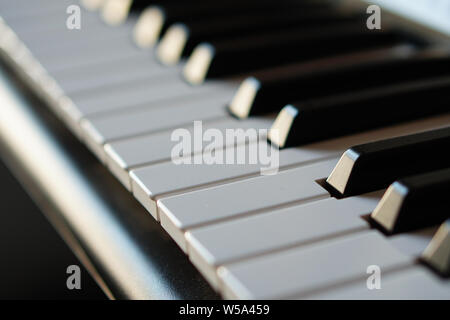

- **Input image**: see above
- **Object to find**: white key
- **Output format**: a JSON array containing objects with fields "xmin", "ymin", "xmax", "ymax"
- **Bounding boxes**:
[
  {"xmin": 22, "ymin": 17, "xmax": 132, "ymax": 55},
  {"xmin": 7, "ymin": 8, "xmax": 102, "ymax": 36},
  {"xmin": 107, "ymin": 118, "xmax": 346, "ymax": 191},
  {"xmin": 31, "ymin": 23, "xmax": 135, "ymax": 57},
  {"xmin": 130, "ymin": 142, "xmax": 338, "ymax": 207},
  {"xmin": 31, "ymin": 29, "xmax": 139, "ymax": 74},
  {"xmin": 154, "ymin": 159, "xmax": 337, "ymax": 250},
  {"xmin": 128, "ymin": 139, "xmax": 271, "ymax": 195},
  {"xmin": 81, "ymin": 88, "xmax": 233, "ymax": 142},
  {"xmin": 389, "ymin": 227, "xmax": 437, "ymax": 257},
  {"xmin": 0, "ymin": 0, "xmax": 71, "ymax": 20},
  {"xmin": 186, "ymin": 193, "xmax": 381, "ymax": 289},
  {"xmin": 55, "ymin": 55, "xmax": 173, "ymax": 95},
  {"xmin": 40, "ymin": 42, "xmax": 140, "ymax": 74},
  {"xmin": 81, "ymin": 94, "xmax": 233, "ymax": 162},
  {"xmin": 131, "ymin": 138, "xmax": 282, "ymax": 221},
  {"xmin": 18, "ymin": 19, "xmax": 135, "ymax": 56},
  {"xmin": 105, "ymin": 117, "xmax": 272, "ymax": 189},
  {"xmin": 304, "ymin": 267, "xmax": 450, "ymax": 299},
  {"xmin": 71, "ymin": 78, "xmax": 234, "ymax": 119},
  {"xmin": 218, "ymin": 231, "xmax": 413, "ymax": 299}
]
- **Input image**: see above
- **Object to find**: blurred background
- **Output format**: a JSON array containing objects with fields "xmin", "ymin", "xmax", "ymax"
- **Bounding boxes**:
[{"xmin": 0, "ymin": 159, "xmax": 106, "ymax": 299}]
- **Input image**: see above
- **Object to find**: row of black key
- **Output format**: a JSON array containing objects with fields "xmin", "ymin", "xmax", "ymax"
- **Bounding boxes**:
[{"xmin": 156, "ymin": 10, "xmax": 370, "ymax": 65}]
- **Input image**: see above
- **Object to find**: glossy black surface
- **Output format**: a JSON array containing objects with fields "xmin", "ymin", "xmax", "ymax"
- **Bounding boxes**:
[
  {"xmin": 231, "ymin": 53, "xmax": 450, "ymax": 119},
  {"xmin": 198, "ymin": 26, "xmax": 408, "ymax": 81},
  {"xmin": 375, "ymin": 168, "xmax": 450, "ymax": 234},
  {"xmin": 0, "ymin": 159, "xmax": 107, "ymax": 299},
  {"xmin": 166, "ymin": 7, "xmax": 361, "ymax": 59},
  {"xmin": 334, "ymin": 127, "xmax": 450, "ymax": 197},
  {"xmin": 273, "ymin": 75, "xmax": 450, "ymax": 148},
  {"xmin": 0, "ymin": 63, "xmax": 219, "ymax": 300}
]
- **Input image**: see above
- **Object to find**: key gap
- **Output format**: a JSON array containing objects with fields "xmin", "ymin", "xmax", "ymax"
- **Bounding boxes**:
[
  {"xmin": 315, "ymin": 178, "xmax": 345, "ymax": 199},
  {"xmin": 364, "ymin": 213, "xmax": 395, "ymax": 236},
  {"xmin": 166, "ymin": 193, "xmax": 331, "ymax": 232},
  {"xmin": 418, "ymin": 257, "xmax": 450, "ymax": 279},
  {"xmin": 196, "ymin": 227, "xmax": 370, "ymax": 268},
  {"xmin": 282, "ymin": 263, "xmax": 413, "ymax": 299},
  {"xmin": 152, "ymin": 157, "xmax": 339, "ymax": 203},
  {"xmin": 360, "ymin": 213, "xmax": 396, "ymax": 237}
]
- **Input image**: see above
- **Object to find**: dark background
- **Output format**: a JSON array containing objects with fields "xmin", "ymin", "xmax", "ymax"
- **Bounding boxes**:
[{"xmin": 0, "ymin": 159, "xmax": 106, "ymax": 300}]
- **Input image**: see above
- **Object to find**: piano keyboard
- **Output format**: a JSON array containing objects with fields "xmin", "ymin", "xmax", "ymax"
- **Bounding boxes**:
[{"xmin": 0, "ymin": 0, "xmax": 449, "ymax": 299}]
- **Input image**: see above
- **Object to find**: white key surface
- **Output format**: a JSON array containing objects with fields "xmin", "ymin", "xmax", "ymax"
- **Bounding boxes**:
[
  {"xmin": 81, "ymin": 91, "xmax": 233, "ymax": 145},
  {"xmin": 105, "ymin": 117, "xmax": 272, "ymax": 189},
  {"xmin": 304, "ymin": 266, "xmax": 450, "ymax": 299},
  {"xmin": 186, "ymin": 193, "xmax": 381, "ymax": 288},
  {"xmin": 55, "ymin": 56, "xmax": 174, "ymax": 95},
  {"xmin": 154, "ymin": 159, "xmax": 337, "ymax": 249},
  {"xmin": 389, "ymin": 227, "xmax": 437, "ymax": 257},
  {"xmin": 71, "ymin": 77, "xmax": 234, "ymax": 118},
  {"xmin": 218, "ymin": 231, "xmax": 413, "ymax": 299}
]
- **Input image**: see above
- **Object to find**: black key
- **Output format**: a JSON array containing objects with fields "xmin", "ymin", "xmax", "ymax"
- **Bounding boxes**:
[
  {"xmin": 230, "ymin": 48, "xmax": 450, "ymax": 119},
  {"xmin": 136, "ymin": 0, "xmax": 330, "ymax": 47},
  {"xmin": 229, "ymin": 45, "xmax": 434, "ymax": 118},
  {"xmin": 325, "ymin": 127, "xmax": 450, "ymax": 197},
  {"xmin": 157, "ymin": 10, "xmax": 368, "ymax": 65},
  {"xmin": 101, "ymin": 0, "xmax": 156, "ymax": 25},
  {"xmin": 370, "ymin": 168, "xmax": 450, "ymax": 234},
  {"xmin": 421, "ymin": 219, "xmax": 450, "ymax": 277},
  {"xmin": 183, "ymin": 26, "xmax": 413, "ymax": 84},
  {"xmin": 80, "ymin": 0, "xmax": 106, "ymax": 11},
  {"xmin": 129, "ymin": 0, "xmax": 156, "ymax": 12},
  {"xmin": 127, "ymin": 0, "xmax": 186, "ymax": 14},
  {"xmin": 106, "ymin": 0, "xmax": 267, "ymax": 26},
  {"xmin": 268, "ymin": 76, "xmax": 450, "ymax": 149}
]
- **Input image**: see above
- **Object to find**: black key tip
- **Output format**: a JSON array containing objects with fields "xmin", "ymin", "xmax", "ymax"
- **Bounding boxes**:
[
  {"xmin": 157, "ymin": 23, "xmax": 189, "ymax": 65},
  {"xmin": 422, "ymin": 220, "xmax": 450, "ymax": 276},
  {"xmin": 80, "ymin": 0, "xmax": 105, "ymax": 11},
  {"xmin": 228, "ymin": 77, "xmax": 261, "ymax": 119},
  {"xmin": 183, "ymin": 43, "xmax": 215, "ymax": 85},
  {"xmin": 370, "ymin": 181, "xmax": 409, "ymax": 233},
  {"xmin": 133, "ymin": 6, "xmax": 165, "ymax": 48},
  {"xmin": 101, "ymin": 0, "xmax": 132, "ymax": 25},
  {"xmin": 267, "ymin": 105, "xmax": 299, "ymax": 149},
  {"xmin": 326, "ymin": 148, "xmax": 361, "ymax": 195}
]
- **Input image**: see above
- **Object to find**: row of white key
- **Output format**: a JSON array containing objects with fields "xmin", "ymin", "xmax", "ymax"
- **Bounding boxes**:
[{"xmin": 187, "ymin": 193, "xmax": 382, "ymax": 289}]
